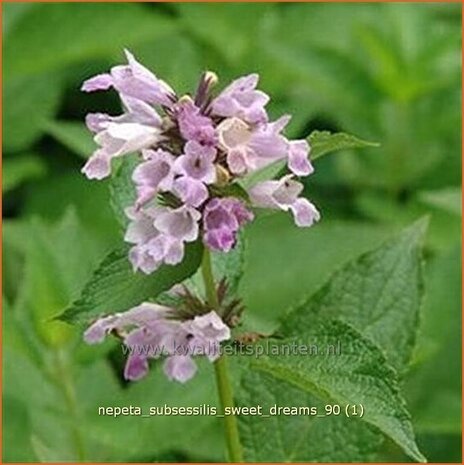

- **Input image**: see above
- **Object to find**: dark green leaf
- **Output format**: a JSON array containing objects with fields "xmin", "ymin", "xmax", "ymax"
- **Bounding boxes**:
[
  {"xmin": 58, "ymin": 241, "xmax": 204, "ymax": 325},
  {"xmin": 240, "ymin": 319, "xmax": 425, "ymax": 462},
  {"xmin": 238, "ymin": 370, "xmax": 384, "ymax": 462}
]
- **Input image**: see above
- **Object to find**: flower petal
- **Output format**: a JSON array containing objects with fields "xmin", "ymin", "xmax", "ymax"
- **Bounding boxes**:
[
  {"xmin": 288, "ymin": 140, "xmax": 313, "ymax": 176},
  {"xmin": 163, "ymin": 355, "xmax": 197, "ymax": 383}
]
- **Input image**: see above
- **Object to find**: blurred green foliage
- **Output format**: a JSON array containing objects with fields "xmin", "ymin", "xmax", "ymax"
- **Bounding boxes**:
[{"xmin": 3, "ymin": 2, "xmax": 461, "ymax": 462}]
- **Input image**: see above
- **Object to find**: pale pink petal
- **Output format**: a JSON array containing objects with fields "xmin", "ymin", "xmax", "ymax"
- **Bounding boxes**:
[
  {"xmin": 288, "ymin": 140, "xmax": 313, "ymax": 176},
  {"xmin": 81, "ymin": 73, "xmax": 113, "ymax": 92},
  {"xmin": 173, "ymin": 176, "xmax": 209, "ymax": 207},
  {"xmin": 124, "ymin": 353, "xmax": 149, "ymax": 381},
  {"xmin": 81, "ymin": 152, "xmax": 111, "ymax": 180},
  {"xmin": 163, "ymin": 355, "xmax": 197, "ymax": 383},
  {"xmin": 289, "ymin": 198, "xmax": 320, "ymax": 227}
]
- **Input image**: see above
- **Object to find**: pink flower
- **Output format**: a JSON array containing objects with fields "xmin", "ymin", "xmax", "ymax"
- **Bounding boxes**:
[
  {"xmin": 212, "ymin": 74, "xmax": 269, "ymax": 124},
  {"xmin": 82, "ymin": 95, "xmax": 163, "ymax": 180},
  {"xmin": 124, "ymin": 207, "xmax": 185, "ymax": 274},
  {"xmin": 203, "ymin": 198, "xmax": 254, "ymax": 252},
  {"xmin": 217, "ymin": 115, "xmax": 313, "ymax": 176},
  {"xmin": 249, "ymin": 175, "xmax": 320, "ymax": 227},
  {"xmin": 132, "ymin": 149, "xmax": 175, "ymax": 206},
  {"xmin": 174, "ymin": 99, "xmax": 217, "ymax": 146},
  {"xmin": 154, "ymin": 205, "xmax": 201, "ymax": 243},
  {"xmin": 81, "ymin": 55, "xmax": 321, "ymax": 277},
  {"xmin": 172, "ymin": 140, "xmax": 217, "ymax": 207},
  {"xmin": 84, "ymin": 304, "xmax": 231, "ymax": 383},
  {"xmin": 82, "ymin": 49, "xmax": 175, "ymax": 107}
]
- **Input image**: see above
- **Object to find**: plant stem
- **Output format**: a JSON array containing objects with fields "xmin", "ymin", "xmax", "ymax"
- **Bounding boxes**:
[{"xmin": 201, "ymin": 248, "xmax": 243, "ymax": 463}]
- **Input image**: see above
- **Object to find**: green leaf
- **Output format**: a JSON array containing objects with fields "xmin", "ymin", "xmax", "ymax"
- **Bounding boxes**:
[
  {"xmin": 58, "ymin": 241, "xmax": 204, "ymax": 325},
  {"xmin": 109, "ymin": 156, "xmax": 138, "ymax": 229},
  {"xmin": 157, "ymin": 234, "xmax": 246, "ymax": 308},
  {"xmin": 3, "ymin": 396, "xmax": 37, "ymax": 462},
  {"xmin": 240, "ymin": 160, "xmax": 285, "ymax": 189},
  {"xmin": 16, "ymin": 209, "xmax": 103, "ymax": 346},
  {"xmin": 308, "ymin": 130, "xmax": 379, "ymax": 161},
  {"xmin": 238, "ymin": 370, "xmax": 384, "ymax": 462},
  {"xmin": 239, "ymin": 319, "xmax": 425, "ymax": 462},
  {"xmin": 44, "ymin": 121, "xmax": 94, "ymax": 159},
  {"xmin": 173, "ymin": 3, "xmax": 273, "ymax": 65},
  {"xmin": 3, "ymin": 154, "xmax": 47, "ymax": 193},
  {"xmin": 3, "ymin": 74, "xmax": 63, "ymax": 152},
  {"xmin": 4, "ymin": 3, "xmax": 176, "ymax": 79},
  {"xmin": 280, "ymin": 219, "xmax": 427, "ymax": 372},
  {"xmin": 407, "ymin": 245, "xmax": 462, "ymax": 435}
]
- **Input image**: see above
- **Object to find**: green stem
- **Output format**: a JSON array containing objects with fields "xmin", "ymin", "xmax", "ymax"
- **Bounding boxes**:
[{"xmin": 201, "ymin": 248, "xmax": 243, "ymax": 463}]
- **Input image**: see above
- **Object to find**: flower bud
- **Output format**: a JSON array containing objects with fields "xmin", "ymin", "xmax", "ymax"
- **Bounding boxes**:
[{"xmin": 215, "ymin": 164, "xmax": 231, "ymax": 186}]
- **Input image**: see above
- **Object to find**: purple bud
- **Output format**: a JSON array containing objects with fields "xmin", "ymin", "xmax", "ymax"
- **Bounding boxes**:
[{"xmin": 202, "ymin": 198, "xmax": 253, "ymax": 252}]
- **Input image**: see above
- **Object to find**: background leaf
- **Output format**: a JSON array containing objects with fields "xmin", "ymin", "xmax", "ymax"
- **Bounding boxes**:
[
  {"xmin": 44, "ymin": 121, "xmax": 94, "ymax": 159},
  {"xmin": 3, "ymin": 154, "xmax": 47, "ymax": 193},
  {"xmin": 309, "ymin": 130, "xmax": 379, "ymax": 161}
]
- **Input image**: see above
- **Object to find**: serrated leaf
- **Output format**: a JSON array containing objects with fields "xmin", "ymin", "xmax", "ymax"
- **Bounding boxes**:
[
  {"xmin": 280, "ymin": 218, "xmax": 427, "ymax": 372},
  {"xmin": 240, "ymin": 319, "xmax": 425, "ymax": 462},
  {"xmin": 44, "ymin": 121, "xmax": 95, "ymax": 159},
  {"xmin": 238, "ymin": 370, "xmax": 384, "ymax": 462},
  {"xmin": 109, "ymin": 156, "xmax": 138, "ymax": 229},
  {"xmin": 58, "ymin": 241, "xmax": 204, "ymax": 325},
  {"xmin": 309, "ymin": 130, "xmax": 379, "ymax": 161}
]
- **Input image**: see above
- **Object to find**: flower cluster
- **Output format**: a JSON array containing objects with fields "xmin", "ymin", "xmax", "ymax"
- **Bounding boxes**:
[
  {"xmin": 85, "ymin": 303, "xmax": 230, "ymax": 383},
  {"xmin": 82, "ymin": 50, "xmax": 320, "ymax": 274},
  {"xmin": 81, "ymin": 50, "xmax": 320, "ymax": 383}
]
